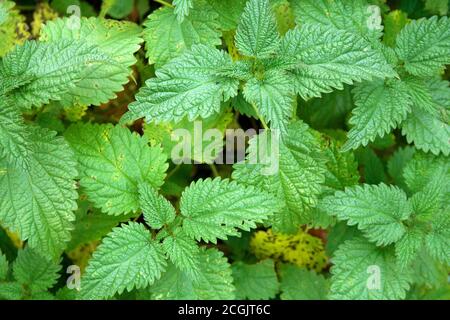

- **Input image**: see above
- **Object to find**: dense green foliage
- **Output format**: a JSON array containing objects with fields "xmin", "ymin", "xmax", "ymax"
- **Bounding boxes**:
[{"xmin": 0, "ymin": 0, "xmax": 449, "ymax": 300}]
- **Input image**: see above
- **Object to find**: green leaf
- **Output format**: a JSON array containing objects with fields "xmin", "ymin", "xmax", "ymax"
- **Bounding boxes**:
[
  {"xmin": 102, "ymin": 0, "xmax": 134, "ymax": 19},
  {"xmin": 143, "ymin": 2, "xmax": 221, "ymax": 67},
  {"xmin": 0, "ymin": 39, "xmax": 112, "ymax": 109},
  {"xmin": 233, "ymin": 121, "xmax": 327, "ymax": 233},
  {"xmin": 0, "ymin": 251, "xmax": 8, "ymax": 281},
  {"xmin": 65, "ymin": 123, "xmax": 168, "ymax": 216},
  {"xmin": 279, "ymin": 24, "xmax": 395, "ymax": 100},
  {"xmin": 173, "ymin": 0, "xmax": 194, "ymax": 22},
  {"xmin": 291, "ymin": 0, "xmax": 383, "ymax": 41},
  {"xmin": 411, "ymin": 249, "xmax": 448, "ymax": 287},
  {"xmin": 395, "ymin": 226, "xmax": 425, "ymax": 269},
  {"xmin": 124, "ymin": 45, "xmax": 239, "ymax": 124},
  {"xmin": 139, "ymin": 183, "xmax": 176, "ymax": 229},
  {"xmin": 320, "ymin": 184, "xmax": 412, "ymax": 246},
  {"xmin": 383, "ymin": 10, "xmax": 409, "ymax": 48},
  {"xmin": 0, "ymin": 127, "xmax": 78, "ymax": 260},
  {"xmin": 387, "ymin": 146, "xmax": 416, "ymax": 189},
  {"xmin": 235, "ymin": 0, "xmax": 280, "ymax": 58},
  {"xmin": 162, "ymin": 231, "xmax": 200, "ymax": 278},
  {"xmin": 40, "ymin": 17, "xmax": 143, "ymax": 106},
  {"xmin": 13, "ymin": 247, "xmax": 61, "ymax": 293},
  {"xmin": 0, "ymin": 282, "xmax": 22, "ymax": 300},
  {"xmin": 231, "ymin": 260, "xmax": 279, "ymax": 300},
  {"xmin": 209, "ymin": 0, "xmax": 247, "ymax": 31},
  {"xmin": 80, "ymin": 222, "xmax": 167, "ymax": 300},
  {"xmin": 425, "ymin": 211, "xmax": 450, "ymax": 265},
  {"xmin": 146, "ymin": 248, "xmax": 235, "ymax": 300},
  {"xmin": 401, "ymin": 105, "xmax": 450, "ymax": 156},
  {"xmin": 343, "ymin": 79, "xmax": 412, "ymax": 151},
  {"xmin": 279, "ymin": 264, "xmax": 328, "ymax": 300},
  {"xmin": 180, "ymin": 177, "xmax": 278, "ymax": 243},
  {"xmin": 330, "ymin": 237, "xmax": 412, "ymax": 300},
  {"xmin": 396, "ymin": 16, "xmax": 450, "ymax": 76},
  {"xmin": 424, "ymin": 0, "xmax": 449, "ymax": 15},
  {"xmin": 243, "ymin": 70, "xmax": 294, "ymax": 134}
]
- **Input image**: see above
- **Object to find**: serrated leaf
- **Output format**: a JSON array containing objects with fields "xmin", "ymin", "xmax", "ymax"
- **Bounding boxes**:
[
  {"xmin": 425, "ymin": 211, "xmax": 450, "ymax": 265},
  {"xmin": 279, "ymin": 264, "xmax": 328, "ymax": 300},
  {"xmin": 396, "ymin": 16, "xmax": 450, "ymax": 76},
  {"xmin": 320, "ymin": 184, "xmax": 412, "ymax": 246},
  {"xmin": 387, "ymin": 146, "xmax": 416, "ymax": 189},
  {"xmin": 235, "ymin": 0, "xmax": 280, "ymax": 58},
  {"xmin": 13, "ymin": 247, "xmax": 61, "ymax": 293},
  {"xmin": 233, "ymin": 121, "xmax": 327, "ymax": 233},
  {"xmin": 146, "ymin": 248, "xmax": 235, "ymax": 300},
  {"xmin": 279, "ymin": 24, "xmax": 395, "ymax": 100},
  {"xmin": 395, "ymin": 226, "xmax": 424, "ymax": 269},
  {"xmin": 0, "ymin": 127, "xmax": 78, "ymax": 260},
  {"xmin": 209, "ymin": 0, "xmax": 247, "ymax": 31},
  {"xmin": 80, "ymin": 222, "xmax": 167, "ymax": 300},
  {"xmin": 139, "ymin": 183, "xmax": 176, "ymax": 229},
  {"xmin": 343, "ymin": 79, "xmax": 412, "ymax": 151},
  {"xmin": 0, "ymin": 39, "xmax": 112, "ymax": 109},
  {"xmin": 291, "ymin": 0, "xmax": 383, "ymax": 41},
  {"xmin": 124, "ymin": 45, "xmax": 239, "ymax": 124},
  {"xmin": 143, "ymin": 2, "xmax": 221, "ymax": 67},
  {"xmin": 162, "ymin": 231, "xmax": 200, "ymax": 278},
  {"xmin": 173, "ymin": 0, "xmax": 194, "ymax": 22},
  {"xmin": 0, "ymin": 282, "xmax": 22, "ymax": 300},
  {"xmin": 180, "ymin": 178, "xmax": 277, "ymax": 243},
  {"xmin": 330, "ymin": 237, "xmax": 412, "ymax": 300},
  {"xmin": 231, "ymin": 260, "xmax": 279, "ymax": 300},
  {"xmin": 65, "ymin": 123, "xmax": 168, "ymax": 216},
  {"xmin": 40, "ymin": 17, "xmax": 143, "ymax": 106}
]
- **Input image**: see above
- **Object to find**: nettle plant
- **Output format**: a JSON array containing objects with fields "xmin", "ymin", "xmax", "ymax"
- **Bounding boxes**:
[{"xmin": 0, "ymin": 0, "xmax": 449, "ymax": 300}]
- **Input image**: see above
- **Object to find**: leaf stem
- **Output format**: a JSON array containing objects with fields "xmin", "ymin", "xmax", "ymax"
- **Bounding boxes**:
[
  {"xmin": 153, "ymin": 0, "xmax": 174, "ymax": 8},
  {"xmin": 251, "ymin": 103, "xmax": 270, "ymax": 130},
  {"xmin": 209, "ymin": 163, "xmax": 220, "ymax": 177}
]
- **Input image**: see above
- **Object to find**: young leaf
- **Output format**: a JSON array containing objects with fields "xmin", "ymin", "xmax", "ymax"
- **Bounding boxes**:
[
  {"xmin": 173, "ymin": 0, "xmax": 194, "ymax": 22},
  {"xmin": 396, "ymin": 16, "xmax": 450, "ymax": 76},
  {"xmin": 65, "ymin": 123, "xmax": 168, "ymax": 216},
  {"xmin": 124, "ymin": 45, "xmax": 239, "ymax": 124},
  {"xmin": 143, "ymin": 1, "xmax": 221, "ymax": 67},
  {"xmin": 343, "ymin": 79, "xmax": 412, "ymax": 151},
  {"xmin": 320, "ymin": 184, "xmax": 412, "ymax": 246},
  {"xmin": 395, "ymin": 226, "xmax": 425, "ymax": 269},
  {"xmin": 330, "ymin": 237, "xmax": 412, "ymax": 300},
  {"xmin": 231, "ymin": 260, "xmax": 279, "ymax": 300},
  {"xmin": 235, "ymin": 0, "xmax": 280, "ymax": 58},
  {"xmin": 180, "ymin": 177, "xmax": 278, "ymax": 243},
  {"xmin": 279, "ymin": 264, "xmax": 329, "ymax": 300},
  {"xmin": 139, "ymin": 183, "xmax": 176, "ymax": 229},
  {"xmin": 279, "ymin": 24, "xmax": 395, "ymax": 100},
  {"xmin": 0, "ymin": 127, "xmax": 78, "ymax": 260},
  {"xmin": 80, "ymin": 222, "xmax": 167, "ymax": 300}
]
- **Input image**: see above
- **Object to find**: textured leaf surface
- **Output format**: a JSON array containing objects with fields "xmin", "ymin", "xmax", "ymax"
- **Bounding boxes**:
[
  {"xmin": 40, "ymin": 17, "xmax": 143, "ymax": 106},
  {"xmin": 162, "ymin": 231, "xmax": 200, "ymax": 278},
  {"xmin": 0, "ymin": 127, "xmax": 78, "ymax": 260},
  {"xmin": 173, "ymin": 0, "xmax": 193, "ymax": 22},
  {"xmin": 279, "ymin": 264, "xmax": 328, "ymax": 300},
  {"xmin": 330, "ymin": 237, "xmax": 412, "ymax": 300},
  {"xmin": 143, "ymin": 2, "xmax": 221, "ymax": 67},
  {"xmin": 180, "ymin": 178, "xmax": 278, "ymax": 242},
  {"xmin": 65, "ymin": 123, "xmax": 168, "ymax": 215},
  {"xmin": 125, "ymin": 45, "xmax": 239, "ymax": 123},
  {"xmin": 279, "ymin": 25, "xmax": 395, "ymax": 100},
  {"xmin": 231, "ymin": 260, "xmax": 279, "ymax": 300},
  {"xmin": 235, "ymin": 0, "xmax": 280, "ymax": 58},
  {"xmin": 396, "ymin": 16, "xmax": 450, "ymax": 76},
  {"xmin": 139, "ymin": 183, "xmax": 176, "ymax": 229},
  {"xmin": 80, "ymin": 222, "xmax": 166, "ymax": 300},
  {"xmin": 320, "ymin": 184, "xmax": 412, "ymax": 246},
  {"xmin": 209, "ymin": 0, "xmax": 247, "ymax": 31}
]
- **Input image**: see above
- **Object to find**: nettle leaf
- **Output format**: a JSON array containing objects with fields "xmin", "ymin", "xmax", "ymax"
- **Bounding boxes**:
[
  {"xmin": 65, "ymin": 123, "xmax": 168, "ymax": 216},
  {"xmin": 0, "ymin": 127, "xmax": 78, "ymax": 260},
  {"xmin": 143, "ymin": 1, "xmax": 221, "ymax": 67},
  {"xmin": 180, "ymin": 177, "xmax": 278, "ymax": 243},
  {"xmin": 425, "ymin": 211, "xmax": 450, "ymax": 265},
  {"xmin": 396, "ymin": 16, "xmax": 450, "ymax": 76},
  {"xmin": 235, "ymin": 0, "xmax": 280, "ymax": 58},
  {"xmin": 40, "ymin": 17, "xmax": 143, "ymax": 106},
  {"xmin": 279, "ymin": 24, "xmax": 395, "ymax": 100},
  {"xmin": 395, "ymin": 226, "xmax": 425, "ymax": 269},
  {"xmin": 231, "ymin": 260, "xmax": 279, "ymax": 300},
  {"xmin": 320, "ymin": 184, "xmax": 413, "ymax": 246},
  {"xmin": 291, "ymin": 0, "xmax": 383, "ymax": 41},
  {"xmin": 162, "ymin": 231, "xmax": 200, "ymax": 278},
  {"xmin": 279, "ymin": 264, "xmax": 329, "ymax": 300},
  {"xmin": 387, "ymin": 146, "xmax": 416, "ymax": 190},
  {"xmin": 0, "ymin": 39, "xmax": 112, "ymax": 109},
  {"xmin": 330, "ymin": 237, "xmax": 412, "ymax": 300},
  {"xmin": 80, "ymin": 222, "xmax": 167, "ymax": 300},
  {"xmin": 124, "ymin": 45, "xmax": 239, "ymax": 124},
  {"xmin": 209, "ymin": 0, "xmax": 247, "ymax": 31},
  {"xmin": 342, "ymin": 79, "xmax": 412, "ymax": 151},
  {"xmin": 401, "ymin": 105, "xmax": 450, "ymax": 156},
  {"xmin": 173, "ymin": 0, "xmax": 194, "ymax": 22},
  {"xmin": 139, "ymin": 183, "xmax": 176, "ymax": 229},
  {"xmin": 243, "ymin": 70, "xmax": 294, "ymax": 134},
  {"xmin": 147, "ymin": 248, "xmax": 235, "ymax": 300},
  {"xmin": 233, "ymin": 121, "xmax": 327, "ymax": 233},
  {"xmin": 13, "ymin": 247, "xmax": 61, "ymax": 294}
]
